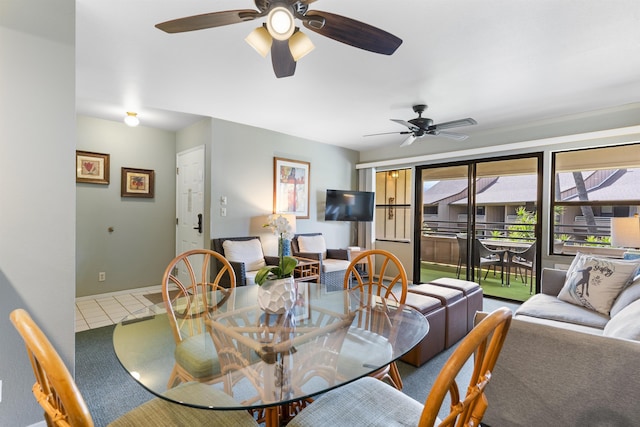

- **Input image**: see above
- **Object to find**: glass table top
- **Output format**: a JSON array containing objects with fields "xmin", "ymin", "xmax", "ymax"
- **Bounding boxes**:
[{"xmin": 113, "ymin": 283, "xmax": 429, "ymax": 411}]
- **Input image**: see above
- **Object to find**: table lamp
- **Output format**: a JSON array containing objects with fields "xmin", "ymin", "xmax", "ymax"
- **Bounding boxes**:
[{"xmin": 611, "ymin": 215, "xmax": 640, "ymax": 260}]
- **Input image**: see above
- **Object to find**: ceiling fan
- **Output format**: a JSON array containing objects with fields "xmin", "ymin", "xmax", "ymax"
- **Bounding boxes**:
[
  {"xmin": 155, "ymin": 0, "xmax": 403, "ymax": 78},
  {"xmin": 366, "ymin": 105, "xmax": 477, "ymax": 147}
]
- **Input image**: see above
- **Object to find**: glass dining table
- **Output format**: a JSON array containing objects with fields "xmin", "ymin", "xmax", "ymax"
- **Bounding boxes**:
[{"xmin": 113, "ymin": 283, "xmax": 429, "ymax": 426}]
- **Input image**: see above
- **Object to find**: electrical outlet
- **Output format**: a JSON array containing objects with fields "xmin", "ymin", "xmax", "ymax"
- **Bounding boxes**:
[{"xmin": 98, "ymin": 272, "xmax": 106, "ymax": 282}]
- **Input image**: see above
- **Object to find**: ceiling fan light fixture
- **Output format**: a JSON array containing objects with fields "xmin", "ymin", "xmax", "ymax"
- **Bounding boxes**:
[
  {"xmin": 124, "ymin": 112, "xmax": 139, "ymax": 127},
  {"xmin": 266, "ymin": 6, "xmax": 295, "ymax": 41},
  {"xmin": 289, "ymin": 30, "xmax": 315, "ymax": 61},
  {"xmin": 245, "ymin": 26, "xmax": 272, "ymax": 57}
]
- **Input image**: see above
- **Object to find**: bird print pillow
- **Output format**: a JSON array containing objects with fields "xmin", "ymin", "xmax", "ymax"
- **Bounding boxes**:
[{"xmin": 558, "ymin": 252, "xmax": 640, "ymax": 315}]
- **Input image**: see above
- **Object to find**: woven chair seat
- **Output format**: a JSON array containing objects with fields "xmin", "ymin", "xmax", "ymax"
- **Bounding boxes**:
[
  {"xmin": 108, "ymin": 382, "xmax": 258, "ymax": 426},
  {"xmin": 288, "ymin": 377, "xmax": 426, "ymax": 427},
  {"xmin": 174, "ymin": 334, "xmax": 221, "ymax": 379}
]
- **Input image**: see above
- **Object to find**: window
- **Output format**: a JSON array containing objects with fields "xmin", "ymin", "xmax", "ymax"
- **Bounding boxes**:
[
  {"xmin": 551, "ymin": 143, "xmax": 640, "ymax": 255},
  {"xmin": 375, "ymin": 169, "xmax": 411, "ymax": 241}
]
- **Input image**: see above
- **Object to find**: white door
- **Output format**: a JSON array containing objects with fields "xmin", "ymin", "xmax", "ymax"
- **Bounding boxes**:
[{"xmin": 176, "ymin": 146, "xmax": 205, "ymax": 281}]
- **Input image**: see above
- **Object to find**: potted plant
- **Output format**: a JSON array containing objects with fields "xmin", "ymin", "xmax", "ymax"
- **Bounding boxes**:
[{"xmin": 255, "ymin": 215, "xmax": 298, "ymax": 313}]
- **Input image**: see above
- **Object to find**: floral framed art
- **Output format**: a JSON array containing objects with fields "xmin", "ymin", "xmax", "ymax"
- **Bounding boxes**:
[
  {"xmin": 121, "ymin": 167, "xmax": 155, "ymax": 198},
  {"xmin": 76, "ymin": 150, "xmax": 110, "ymax": 184},
  {"xmin": 274, "ymin": 157, "xmax": 310, "ymax": 219}
]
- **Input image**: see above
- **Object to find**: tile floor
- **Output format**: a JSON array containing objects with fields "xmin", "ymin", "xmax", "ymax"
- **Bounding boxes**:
[{"xmin": 75, "ymin": 286, "xmax": 161, "ymax": 332}]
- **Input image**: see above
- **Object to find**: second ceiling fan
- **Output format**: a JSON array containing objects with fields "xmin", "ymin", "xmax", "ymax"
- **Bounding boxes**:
[
  {"xmin": 367, "ymin": 105, "xmax": 478, "ymax": 147},
  {"xmin": 155, "ymin": 0, "xmax": 403, "ymax": 78}
]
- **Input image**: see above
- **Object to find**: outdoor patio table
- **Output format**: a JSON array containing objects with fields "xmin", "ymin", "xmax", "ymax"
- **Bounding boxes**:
[{"xmin": 113, "ymin": 283, "xmax": 429, "ymax": 427}]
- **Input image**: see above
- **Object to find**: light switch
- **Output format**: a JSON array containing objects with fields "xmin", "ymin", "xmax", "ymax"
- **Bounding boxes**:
[
  {"xmin": 220, "ymin": 196, "xmax": 227, "ymax": 205},
  {"xmin": 220, "ymin": 207, "xmax": 227, "ymax": 217}
]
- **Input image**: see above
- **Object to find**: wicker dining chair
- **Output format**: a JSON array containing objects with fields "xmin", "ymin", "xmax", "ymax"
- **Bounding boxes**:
[
  {"xmin": 288, "ymin": 307, "xmax": 513, "ymax": 427},
  {"xmin": 342, "ymin": 249, "xmax": 408, "ymax": 390},
  {"xmin": 10, "ymin": 308, "xmax": 258, "ymax": 427},
  {"xmin": 162, "ymin": 249, "xmax": 237, "ymax": 388}
]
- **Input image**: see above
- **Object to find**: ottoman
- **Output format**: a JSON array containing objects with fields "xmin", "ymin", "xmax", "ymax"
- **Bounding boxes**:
[
  {"xmin": 400, "ymin": 292, "xmax": 446, "ymax": 367},
  {"xmin": 429, "ymin": 278, "xmax": 483, "ymax": 331},
  {"xmin": 408, "ymin": 284, "xmax": 466, "ymax": 348}
]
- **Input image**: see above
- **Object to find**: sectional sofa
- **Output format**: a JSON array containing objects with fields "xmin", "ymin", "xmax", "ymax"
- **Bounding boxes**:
[{"xmin": 480, "ymin": 266, "xmax": 640, "ymax": 426}]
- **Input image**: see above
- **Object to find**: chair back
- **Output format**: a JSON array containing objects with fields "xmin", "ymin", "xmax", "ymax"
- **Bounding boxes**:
[
  {"xmin": 10, "ymin": 309, "xmax": 95, "ymax": 427},
  {"xmin": 419, "ymin": 307, "xmax": 512, "ymax": 427},
  {"xmin": 514, "ymin": 241, "xmax": 536, "ymax": 263},
  {"xmin": 343, "ymin": 249, "xmax": 408, "ymax": 304},
  {"xmin": 211, "ymin": 236, "xmax": 264, "ymax": 286},
  {"xmin": 456, "ymin": 234, "xmax": 468, "ymax": 261},
  {"xmin": 162, "ymin": 249, "xmax": 236, "ymax": 344},
  {"xmin": 291, "ymin": 233, "xmax": 324, "ymax": 255},
  {"xmin": 474, "ymin": 238, "xmax": 495, "ymax": 260}
]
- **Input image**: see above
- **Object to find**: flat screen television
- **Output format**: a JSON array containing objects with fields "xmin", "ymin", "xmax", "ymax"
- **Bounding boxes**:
[{"xmin": 324, "ymin": 189, "xmax": 374, "ymax": 222}]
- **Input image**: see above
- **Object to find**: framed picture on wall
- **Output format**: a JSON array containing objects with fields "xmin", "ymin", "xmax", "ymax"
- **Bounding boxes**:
[
  {"xmin": 76, "ymin": 150, "xmax": 110, "ymax": 184},
  {"xmin": 121, "ymin": 167, "xmax": 155, "ymax": 198},
  {"xmin": 274, "ymin": 157, "xmax": 310, "ymax": 219}
]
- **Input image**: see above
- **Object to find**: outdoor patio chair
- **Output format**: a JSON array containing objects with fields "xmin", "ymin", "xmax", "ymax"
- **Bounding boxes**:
[
  {"xmin": 507, "ymin": 241, "xmax": 536, "ymax": 293},
  {"xmin": 457, "ymin": 235, "xmax": 507, "ymax": 285},
  {"xmin": 474, "ymin": 238, "xmax": 508, "ymax": 285}
]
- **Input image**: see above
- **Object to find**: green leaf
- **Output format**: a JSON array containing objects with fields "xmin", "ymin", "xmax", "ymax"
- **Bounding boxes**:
[{"xmin": 281, "ymin": 256, "xmax": 298, "ymax": 276}]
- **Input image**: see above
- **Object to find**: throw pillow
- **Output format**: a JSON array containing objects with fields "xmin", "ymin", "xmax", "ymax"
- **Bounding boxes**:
[
  {"xmin": 222, "ymin": 239, "xmax": 266, "ymax": 272},
  {"xmin": 609, "ymin": 274, "xmax": 640, "ymax": 318},
  {"xmin": 603, "ymin": 299, "xmax": 640, "ymax": 341},
  {"xmin": 557, "ymin": 252, "xmax": 640, "ymax": 315},
  {"xmin": 297, "ymin": 235, "xmax": 328, "ymax": 258}
]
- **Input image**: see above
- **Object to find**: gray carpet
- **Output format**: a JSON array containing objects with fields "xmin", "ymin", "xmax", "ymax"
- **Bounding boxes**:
[
  {"xmin": 75, "ymin": 324, "xmax": 156, "ymax": 426},
  {"xmin": 75, "ymin": 297, "xmax": 519, "ymax": 426}
]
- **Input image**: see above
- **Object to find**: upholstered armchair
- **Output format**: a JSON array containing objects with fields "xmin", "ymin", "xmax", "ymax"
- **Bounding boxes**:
[
  {"xmin": 211, "ymin": 236, "xmax": 279, "ymax": 286},
  {"xmin": 291, "ymin": 233, "xmax": 350, "ymax": 290}
]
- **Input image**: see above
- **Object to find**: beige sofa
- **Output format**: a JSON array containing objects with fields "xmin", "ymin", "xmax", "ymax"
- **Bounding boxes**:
[{"xmin": 481, "ymin": 267, "xmax": 640, "ymax": 426}]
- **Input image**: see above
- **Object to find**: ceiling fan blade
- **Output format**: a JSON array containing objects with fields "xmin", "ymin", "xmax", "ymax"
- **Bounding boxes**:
[
  {"xmin": 156, "ymin": 10, "xmax": 261, "ymax": 33},
  {"xmin": 432, "ymin": 130, "xmax": 469, "ymax": 141},
  {"xmin": 271, "ymin": 39, "xmax": 296, "ymax": 78},
  {"xmin": 431, "ymin": 118, "xmax": 477, "ymax": 130},
  {"xmin": 390, "ymin": 119, "xmax": 419, "ymax": 132},
  {"xmin": 302, "ymin": 10, "xmax": 402, "ymax": 55},
  {"xmin": 400, "ymin": 135, "xmax": 417, "ymax": 147},
  {"xmin": 363, "ymin": 131, "xmax": 411, "ymax": 137}
]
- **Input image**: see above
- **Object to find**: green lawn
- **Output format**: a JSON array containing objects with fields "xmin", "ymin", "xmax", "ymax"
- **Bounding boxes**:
[{"xmin": 420, "ymin": 262, "xmax": 533, "ymax": 302}]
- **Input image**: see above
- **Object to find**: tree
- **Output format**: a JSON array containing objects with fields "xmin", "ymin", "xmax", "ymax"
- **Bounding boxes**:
[{"xmin": 572, "ymin": 172, "xmax": 598, "ymax": 235}]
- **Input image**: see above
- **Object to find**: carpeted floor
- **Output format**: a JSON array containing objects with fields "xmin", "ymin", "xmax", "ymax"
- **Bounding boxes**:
[{"xmin": 75, "ymin": 297, "xmax": 519, "ymax": 426}]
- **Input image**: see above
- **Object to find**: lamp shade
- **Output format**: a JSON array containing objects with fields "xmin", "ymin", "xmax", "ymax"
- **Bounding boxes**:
[
  {"xmin": 611, "ymin": 217, "xmax": 640, "ymax": 249},
  {"xmin": 245, "ymin": 26, "xmax": 272, "ymax": 57},
  {"xmin": 289, "ymin": 30, "xmax": 315, "ymax": 61},
  {"xmin": 279, "ymin": 213, "xmax": 297, "ymax": 234}
]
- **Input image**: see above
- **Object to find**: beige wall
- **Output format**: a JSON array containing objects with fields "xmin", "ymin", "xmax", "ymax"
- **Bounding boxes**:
[
  {"xmin": 0, "ymin": 6, "xmax": 76, "ymax": 425},
  {"xmin": 76, "ymin": 115, "xmax": 361, "ymax": 297},
  {"xmin": 76, "ymin": 116, "xmax": 178, "ymax": 297}
]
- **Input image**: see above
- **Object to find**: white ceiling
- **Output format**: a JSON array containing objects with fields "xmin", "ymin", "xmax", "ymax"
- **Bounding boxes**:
[{"xmin": 68, "ymin": 0, "xmax": 640, "ymax": 151}]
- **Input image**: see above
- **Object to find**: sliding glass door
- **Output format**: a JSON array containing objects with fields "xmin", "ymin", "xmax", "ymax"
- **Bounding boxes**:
[{"xmin": 414, "ymin": 154, "xmax": 542, "ymax": 301}]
